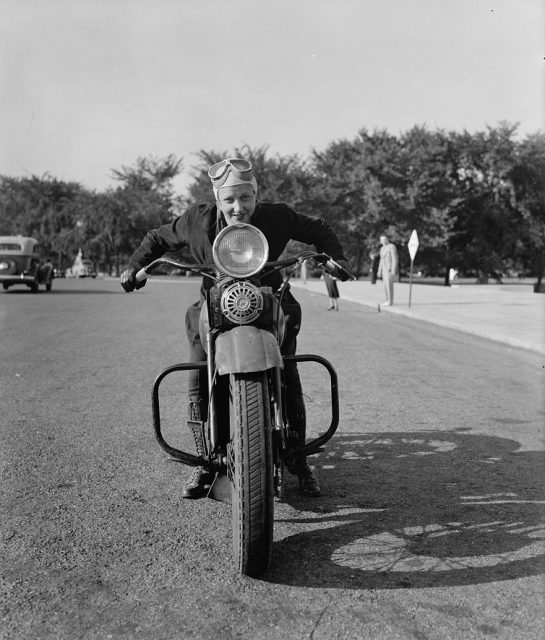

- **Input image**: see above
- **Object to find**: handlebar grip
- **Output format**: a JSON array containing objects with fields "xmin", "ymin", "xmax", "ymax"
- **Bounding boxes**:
[
  {"xmin": 135, "ymin": 267, "xmax": 148, "ymax": 282},
  {"xmin": 325, "ymin": 258, "xmax": 357, "ymax": 281}
]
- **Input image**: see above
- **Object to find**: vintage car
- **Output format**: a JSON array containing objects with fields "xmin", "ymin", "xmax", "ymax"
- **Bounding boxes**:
[
  {"xmin": 0, "ymin": 235, "xmax": 54, "ymax": 293},
  {"xmin": 73, "ymin": 258, "xmax": 97, "ymax": 279}
]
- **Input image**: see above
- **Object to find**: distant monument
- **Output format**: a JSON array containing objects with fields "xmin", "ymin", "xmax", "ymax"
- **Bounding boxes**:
[
  {"xmin": 72, "ymin": 249, "xmax": 84, "ymax": 272},
  {"xmin": 66, "ymin": 249, "xmax": 96, "ymax": 278}
]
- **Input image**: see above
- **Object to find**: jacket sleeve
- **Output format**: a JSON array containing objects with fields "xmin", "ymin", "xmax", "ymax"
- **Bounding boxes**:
[
  {"xmin": 286, "ymin": 207, "xmax": 348, "ymax": 261},
  {"xmin": 127, "ymin": 215, "xmax": 189, "ymax": 270}
]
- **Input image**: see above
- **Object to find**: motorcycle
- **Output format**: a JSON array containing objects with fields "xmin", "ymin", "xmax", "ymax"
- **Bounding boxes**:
[{"xmin": 136, "ymin": 222, "xmax": 354, "ymax": 577}]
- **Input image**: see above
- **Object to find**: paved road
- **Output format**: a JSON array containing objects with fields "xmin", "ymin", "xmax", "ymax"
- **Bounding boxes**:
[{"xmin": 1, "ymin": 277, "xmax": 544, "ymax": 639}]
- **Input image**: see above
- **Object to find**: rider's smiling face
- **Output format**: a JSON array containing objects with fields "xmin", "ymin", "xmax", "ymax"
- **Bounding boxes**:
[{"xmin": 217, "ymin": 184, "xmax": 257, "ymax": 226}]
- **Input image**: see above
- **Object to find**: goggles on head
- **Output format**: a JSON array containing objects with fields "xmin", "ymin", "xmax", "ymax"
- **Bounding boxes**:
[{"xmin": 208, "ymin": 158, "xmax": 254, "ymax": 188}]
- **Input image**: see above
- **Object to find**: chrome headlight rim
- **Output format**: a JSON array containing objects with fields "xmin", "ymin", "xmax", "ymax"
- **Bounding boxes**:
[{"xmin": 212, "ymin": 223, "xmax": 269, "ymax": 278}]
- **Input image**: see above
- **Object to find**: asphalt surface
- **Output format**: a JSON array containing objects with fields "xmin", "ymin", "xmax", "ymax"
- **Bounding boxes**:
[{"xmin": 1, "ymin": 276, "xmax": 544, "ymax": 640}]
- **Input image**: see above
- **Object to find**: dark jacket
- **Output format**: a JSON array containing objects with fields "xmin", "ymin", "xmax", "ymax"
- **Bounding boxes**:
[{"xmin": 128, "ymin": 201, "xmax": 347, "ymax": 298}]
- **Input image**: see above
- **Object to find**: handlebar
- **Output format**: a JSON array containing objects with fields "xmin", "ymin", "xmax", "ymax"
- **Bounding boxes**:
[
  {"xmin": 135, "ymin": 258, "xmax": 217, "ymax": 282},
  {"xmin": 318, "ymin": 256, "xmax": 357, "ymax": 281},
  {"xmin": 135, "ymin": 253, "xmax": 355, "ymax": 282}
]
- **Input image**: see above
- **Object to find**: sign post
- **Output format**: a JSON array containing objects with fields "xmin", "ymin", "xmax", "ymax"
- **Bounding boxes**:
[{"xmin": 407, "ymin": 230, "xmax": 419, "ymax": 308}]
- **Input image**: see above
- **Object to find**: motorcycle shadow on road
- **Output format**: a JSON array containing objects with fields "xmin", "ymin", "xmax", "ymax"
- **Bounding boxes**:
[{"xmin": 266, "ymin": 431, "xmax": 544, "ymax": 589}]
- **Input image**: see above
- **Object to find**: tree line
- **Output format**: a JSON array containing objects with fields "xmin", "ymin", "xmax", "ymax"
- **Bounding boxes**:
[{"xmin": 1, "ymin": 123, "xmax": 543, "ymax": 286}]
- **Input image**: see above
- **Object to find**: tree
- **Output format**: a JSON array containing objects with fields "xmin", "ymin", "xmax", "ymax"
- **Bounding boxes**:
[
  {"xmin": 308, "ymin": 128, "xmax": 460, "ymax": 278},
  {"xmin": 111, "ymin": 153, "xmax": 183, "ymax": 204},
  {"xmin": 511, "ymin": 133, "xmax": 545, "ymax": 289},
  {"xmin": 448, "ymin": 124, "xmax": 523, "ymax": 282},
  {"xmin": 3, "ymin": 127, "xmax": 542, "ymax": 285},
  {"xmin": 0, "ymin": 174, "xmax": 87, "ymax": 265},
  {"xmin": 109, "ymin": 154, "xmax": 184, "ymax": 270},
  {"xmin": 310, "ymin": 137, "xmax": 371, "ymax": 275}
]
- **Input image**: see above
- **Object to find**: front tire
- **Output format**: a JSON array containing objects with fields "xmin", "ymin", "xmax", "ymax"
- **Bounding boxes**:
[{"xmin": 229, "ymin": 371, "xmax": 274, "ymax": 577}]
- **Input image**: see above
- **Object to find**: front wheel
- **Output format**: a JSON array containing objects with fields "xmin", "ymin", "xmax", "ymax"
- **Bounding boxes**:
[{"xmin": 229, "ymin": 371, "xmax": 274, "ymax": 577}]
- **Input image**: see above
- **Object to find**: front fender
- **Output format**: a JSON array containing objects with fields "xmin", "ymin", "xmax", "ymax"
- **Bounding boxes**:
[{"xmin": 215, "ymin": 326, "xmax": 283, "ymax": 375}]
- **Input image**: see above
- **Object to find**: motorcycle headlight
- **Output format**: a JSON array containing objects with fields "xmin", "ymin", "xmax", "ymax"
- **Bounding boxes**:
[{"xmin": 212, "ymin": 223, "xmax": 269, "ymax": 278}]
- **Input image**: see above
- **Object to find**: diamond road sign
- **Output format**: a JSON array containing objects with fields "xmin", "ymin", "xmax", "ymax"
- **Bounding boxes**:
[{"xmin": 408, "ymin": 229, "xmax": 419, "ymax": 261}]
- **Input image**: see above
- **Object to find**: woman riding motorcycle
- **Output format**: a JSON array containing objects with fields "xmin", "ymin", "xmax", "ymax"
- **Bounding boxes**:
[{"xmin": 120, "ymin": 158, "xmax": 352, "ymax": 498}]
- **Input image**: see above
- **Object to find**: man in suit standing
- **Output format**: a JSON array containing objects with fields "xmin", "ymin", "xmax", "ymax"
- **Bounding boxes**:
[{"xmin": 378, "ymin": 234, "xmax": 398, "ymax": 309}]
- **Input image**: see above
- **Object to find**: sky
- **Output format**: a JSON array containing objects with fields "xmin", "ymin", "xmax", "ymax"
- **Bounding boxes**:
[{"xmin": 1, "ymin": 0, "xmax": 543, "ymax": 195}]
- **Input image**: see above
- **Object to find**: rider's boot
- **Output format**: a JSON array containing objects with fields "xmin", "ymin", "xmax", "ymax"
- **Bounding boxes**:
[
  {"xmin": 294, "ymin": 458, "xmax": 321, "ymax": 497},
  {"xmin": 286, "ymin": 392, "xmax": 321, "ymax": 497},
  {"xmin": 182, "ymin": 401, "xmax": 213, "ymax": 499}
]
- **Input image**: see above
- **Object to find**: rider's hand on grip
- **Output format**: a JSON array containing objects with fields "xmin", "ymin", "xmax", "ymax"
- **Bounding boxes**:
[
  {"xmin": 326, "ymin": 258, "xmax": 355, "ymax": 282},
  {"xmin": 120, "ymin": 268, "xmax": 146, "ymax": 292},
  {"xmin": 335, "ymin": 259, "xmax": 355, "ymax": 282}
]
